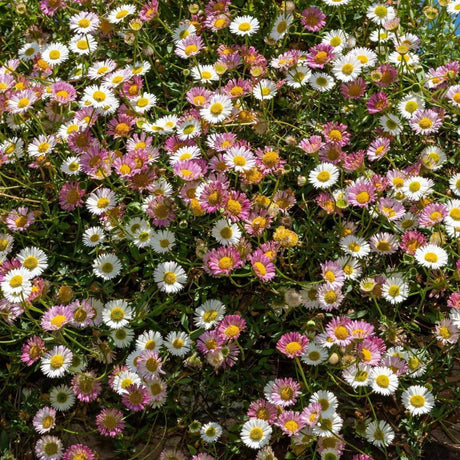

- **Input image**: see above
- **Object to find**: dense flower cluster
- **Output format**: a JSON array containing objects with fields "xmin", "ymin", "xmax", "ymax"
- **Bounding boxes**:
[{"xmin": 1, "ymin": 0, "xmax": 460, "ymax": 459}]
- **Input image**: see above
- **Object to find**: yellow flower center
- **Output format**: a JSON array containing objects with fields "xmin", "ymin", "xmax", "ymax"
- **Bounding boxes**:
[
  {"xmin": 405, "ymin": 101, "xmax": 418, "ymax": 113},
  {"xmin": 78, "ymin": 18, "xmax": 90, "ymax": 28},
  {"xmin": 203, "ymin": 310, "xmax": 218, "ymax": 322},
  {"xmin": 360, "ymin": 348, "xmax": 372, "ymax": 362},
  {"xmin": 374, "ymin": 5, "xmax": 388, "ymax": 17},
  {"xmin": 185, "ymin": 44, "xmax": 198, "ymax": 56},
  {"xmin": 334, "ymin": 326, "xmax": 349, "ymax": 340},
  {"xmin": 261, "ymin": 87, "xmax": 271, "ymax": 96},
  {"xmin": 51, "ymin": 315, "xmax": 67, "ymax": 328},
  {"xmin": 209, "ymin": 102, "xmax": 224, "ymax": 116},
  {"xmin": 439, "ymin": 326, "xmax": 451, "ymax": 339},
  {"xmin": 249, "ymin": 426, "xmax": 264, "ymax": 440},
  {"xmin": 224, "ymin": 325, "xmax": 240, "ymax": 338},
  {"xmin": 317, "ymin": 171, "xmax": 331, "ymax": 182},
  {"xmin": 42, "ymin": 415, "xmax": 54, "ymax": 429},
  {"xmin": 163, "ymin": 271, "xmax": 177, "ymax": 285},
  {"xmin": 418, "ymin": 118, "xmax": 433, "ymax": 130},
  {"xmin": 93, "ymin": 90, "xmax": 106, "ymax": 102},
  {"xmin": 377, "ymin": 241, "xmax": 391, "ymax": 252},
  {"xmin": 50, "ymin": 355, "xmax": 64, "ymax": 369},
  {"xmin": 49, "ymin": 50, "xmax": 61, "ymax": 60},
  {"xmin": 238, "ymin": 22, "xmax": 251, "ymax": 32},
  {"xmin": 355, "ymin": 370, "xmax": 368, "ymax": 382},
  {"xmin": 145, "ymin": 357, "xmax": 158, "ymax": 372},
  {"xmin": 226, "ymin": 199, "xmax": 242, "ymax": 215},
  {"xmin": 356, "ymin": 191, "xmax": 370, "ymax": 204},
  {"xmin": 284, "ymin": 420, "xmax": 299, "ymax": 432},
  {"xmin": 375, "ymin": 375, "xmax": 390, "ymax": 388},
  {"xmin": 233, "ymin": 155, "xmax": 246, "ymax": 166},
  {"xmin": 449, "ymin": 208, "xmax": 460, "ymax": 220},
  {"xmin": 116, "ymin": 10, "xmax": 129, "ymax": 19},
  {"xmin": 253, "ymin": 261, "xmax": 267, "ymax": 276},
  {"xmin": 342, "ymin": 63, "xmax": 354, "ymax": 75},
  {"xmin": 387, "ymin": 285, "xmax": 400, "ymax": 297},
  {"xmin": 17, "ymin": 97, "xmax": 30, "ymax": 108},
  {"xmin": 9, "ymin": 275, "xmax": 23, "ymax": 288},
  {"xmin": 409, "ymin": 395, "xmax": 426, "ymax": 408},
  {"xmin": 280, "ymin": 387, "xmax": 294, "ymax": 400},
  {"xmin": 77, "ymin": 40, "xmax": 89, "ymax": 50},
  {"xmin": 424, "ymin": 252, "xmax": 438, "ymax": 263},
  {"xmin": 110, "ymin": 307, "xmax": 125, "ymax": 321},
  {"xmin": 172, "ymin": 338, "xmax": 184, "ymax": 349},
  {"xmin": 285, "ymin": 342, "xmax": 302, "ymax": 355}
]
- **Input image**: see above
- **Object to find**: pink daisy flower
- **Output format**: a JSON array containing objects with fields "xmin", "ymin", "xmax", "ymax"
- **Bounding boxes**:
[
  {"xmin": 372, "ymin": 63, "xmax": 398, "ymax": 87},
  {"xmin": 136, "ymin": 349, "xmax": 165, "ymax": 381},
  {"xmin": 146, "ymin": 377, "xmax": 168, "ymax": 403},
  {"xmin": 96, "ymin": 408, "xmax": 125, "ymax": 437},
  {"xmin": 221, "ymin": 342, "xmax": 240, "ymax": 368},
  {"xmin": 174, "ymin": 159, "xmax": 206, "ymax": 181},
  {"xmin": 276, "ymin": 332, "xmax": 309, "ymax": 358},
  {"xmin": 381, "ymin": 355, "xmax": 408, "ymax": 376},
  {"xmin": 197, "ymin": 180, "xmax": 229, "ymax": 213},
  {"xmin": 6, "ymin": 207, "xmax": 35, "ymax": 232},
  {"xmin": 306, "ymin": 43, "xmax": 335, "ymax": 69},
  {"xmin": 370, "ymin": 232, "xmax": 399, "ymax": 254},
  {"xmin": 217, "ymin": 314, "xmax": 246, "ymax": 341},
  {"xmin": 51, "ymin": 81, "xmax": 77, "ymax": 104},
  {"xmin": 300, "ymin": 7, "xmax": 326, "ymax": 32},
  {"xmin": 107, "ymin": 114, "xmax": 136, "ymax": 139},
  {"xmin": 145, "ymin": 195, "xmax": 176, "ymax": 227},
  {"xmin": 326, "ymin": 316, "xmax": 353, "ymax": 346},
  {"xmin": 244, "ymin": 210, "xmax": 272, "ymax": 236},
  {"xmin": 321, "ymin": 261, "xmax": 345, "ymax": 289},
  {"xmin": 63, "ymin": 444, "xmax": 95, "ymax": 460},
  {"xmin": 357, "ymin": 338, "xmax": 383, "ymax": 365},
  {"xmin": 71, "ymin": 371, "xmax": 102, "ymax": 402},
  {"xmin": 255, "ymin": 146, "xmax": 285, "ymax": 174},
  {"xmin": 323, "ymin": 122, "xmax": 350, "ymax": 147},
  {"xmin": 410, "ymin": 109, "xmax": 443, "ymax": 135},
  {"xmin": 317, "ymin": 284, "xmax": 344, "ymax": 311},
  {"xmin": 223, "ymin": 191, "xmax": 251, "ymax": 222},
  {"xmin": 269, "ymin": 378, "xmax": 301, "ymax": 407},
  {"xmin": 377, "ymin": 197, "xmax": 406, "ymax": 221},
  {"xmin": 418, "ymin": 203, "xmax": 447, "ymax": 227},
  {"xmin": 70, "ymin": 299, "xmax": 95, "ymax": 328},
  {"xmin": 175, "ymin": 35, "xmax": 204, "ymax": 59},
  {"xmin": 367, "ymin": 137, "xmax": 391, "ymax": 161},
  {"xmin": 139, "ymin": 1, "xmax": 159, "ymax": 21},
  {"xmin": 400, "ymin": 230, "xmax": 426, "ymax": 255},
  {"xmin": 250, "ymin": 250, "xmax": 275, "ymax": 282},
  {"xmin": 223, "ymin": 78, "xmax": 252, "ymax": 99},
  {"xmin": 40, "ymin": 0, "xmax": 66, "ymax": 15},
  {"xmin": 21, "ymin": 335, "xmax": 45, "ymax": 366},
  {"xmin": 204, "ymin": 246, "xmax": 243, "ymax": 276},
  {"xmin": 186, "ymin": 86, "xmax": 212, "ymax": 107},
  {"xmin": 340, "ymin": 77, "xmax": 367, "ymax": 99},
  {"xmin": 366, "ymin": 91, "xmax": 389, "ymax": 113},
  {"xmin": 59, "ymin": 182, "xmax": 85, "ymax": 211},
  {"xmin": 448, "ymin": 292, "xmax": 460, "ymax": 309},
  {"xmin": 346, "ymin": 320, "xmax": 374, "ymax": 340},
  {"xmin": 299, "ymin": 135, "xmax": 323, "ymax": 154},
  {"xmin": 41, "ymin": 305, "xmax": 73, "ymax": 331},
  {"xmin": 300, "ymin": 401, "xmax": 322, "ymax": 426},
  {"xmin": 122, "ymin": 383, "xmax": 151, "ymax": 412},
  {"xmin": 346, "ymin": 180, "xmax": 376, "ymax": 208},
  {"xmin": 197, "ymin": 330, "xmax": 225, "ymax": 355},
  {"xmin": 247, "ymin": 398, "xmax": 278, "ymax": 423},
  {"xmin": 276, "ymin": 410, "xmax": 305, "ymax": 436}
]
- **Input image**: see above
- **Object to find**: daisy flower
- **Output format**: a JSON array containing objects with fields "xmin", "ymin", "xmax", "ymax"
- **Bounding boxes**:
[
  {"xmin": 33, "ymin": 407, "xmax": 56, "ymax": 434},
  {"xmin": 41, "ymin": 345, "xmax": 73, "ymax": 378},
  {"xmin": 86, "ymin": 188, "xmax": 117, "ymax": 215},
  {"xmin": 111, "ymin": 327, "xmax": 134, "ymax": 348},
  {"xmin": 154, "ymin": 261, "xmax": 187, "ymax": 293},
  {"xmin": 252, "ymin": 72, "xmax": 278, "ymax": 95},
  {"xmin": 217, "ymin": 314, "xmax": 246, "ymax": 341},
  {"xmin": 340, "ymin": 235, "xmax": 371, "ymax": 259},
  {"xmin": 96, "ymin": 408, "xmax": 125, "ymax": 437},
  {"xmin": 370, "ymin": 366, "xmax": 398, "ymax": 396},
  {"xmin": 172, "ymin": 22, "xmax": 197, "ymax": 42},
  {"xmin": 277, "ymin": 411, "xmax": 305, "ymax": 437},
  {"xmin": 212, "ymin": 219, "xmax": 242, "ymax": 246},
  {"xmin": 250, "ymin": 251, "xmax": 275, "ymax": 282},
  {"xmin": 18, "ymin": 42, "xmax": 40, "ymax": 61},
  {"xmin": 122, "ymin": 384, "xmax": 151, "ymax": 412},
  {"xmin": 401, "ymin": 385, "xmax": 435, "ymax": 415},
  {"xmin": 41, "ymin": 305, "xmax": 73, "ymax": 331},
  {"xmin": 410, "ymin": 109, "xmax": 443, "ymax": 135},
  {"xmin": 379, "ymin": 114, "xmax": 403, "ymax": 136},
  {"xmin": 286, "ymin": 66, "xmax": 311, "ymax": 88},
  {"xmin": 69, "ymin": 34, "xmax": 97, "ymax": 55},
  {"xmin": 131, "ymin": 92, "xmax": 157, "ymax": 114},
  {"xmin": 1, "ymin": 267, "xmax": 32, "ymax": 302},
  {"xmin": 175, "ymin": 35, "xmax": 203, "ymax": 59},
  {"xmin": 50, "ymin": 385, "xmax": 75, "ymax": 412},
  {"xmin": 191, "ymin": 65, "xmax": 219, "ymax": 83},
  {"xmin": 420, "ymin": 146, "xmax": 446, "ymax": 170},
  {"xmin": 193, "ymin": 299, "xmax": 226, "ymax": 330},
  {"xmin": 309, "ymin": 163, "xmax": 340, "ymax": 189},
  {"xmin": 204, "ymin": 246, "xmax": 243, "ymax": 276},
  {"xmin": 277, "ymin": 332, "xmax": 309, "ymax": 358},
  {"xmin": 164, "ymin": 331, "xmax": 191, "ymax": 356},
  {"xmin": 332, "ymin": 55, "xmax": 362, "ymax": 82},
  {"xmin": 201, "ymin": 422, "xmax": 223, "ymax": 443},
  {"xmin": 63, "ymin": 444, "xmax": 95, "ymax": 460},
  {"xmin": 435, "ymin": 318, "xmax": 459, "ymax": 344},
  {"xmin": 309, "ymin": 72, "xmax": 335, "ymax": 92},
  {"xmin": 398, "ymin": 93, "xmax": 425, "ymax": 119},
  {"xmin": 82, "ymin": 226, "xmax": 105, "ymax": 247},
  {"xmin": 17, "ymin": 246, "xmax": 48, "ymax": 277},
  {"xmin": 108, "ymin": 4, "xmax": 136, "ymax": 23},
  {"xmin": 300, "ymin": 341, "xmax": 329, "ymax": 365},
  {"xmin": 269, "ymin": 13, "xmax": 293, "ymax": 41},
  {"xmin": 41, "ymin": 43, "xmax": 69, "ymax": 67},
  {"xmin": 445, "ymin": 199, "xmax": 460, "ymax": 227},
  {"xmin": 28, "ymin": 134, "xmax": 57, "ymax": 158},
  {"xmin": 151, "ymin": 229, "xmax": 176, "ymax": 254},
  {"xmin": 343, "ymin": 364, "xmax": 372, "ymax": 389},
  {"xmin": 8, "ymin": 89, "xmax": 38, "ymax": 114},
  {"xmin": 300, "ymin": 7, "xmax": 326, "ymax": 32},
  {"xmin": 367, "ymin": 3, "xmax": 396, "ymax": 24},
  {"xmin": 92, "ymin": 253, "xmax": 122, "ymax": 280},
  {"xmin": 200, "ymin": 95, "xmax": 233, "ymax": 123},
  {"xmin": 382, "ymin": 276, "xmax": 409, "ymax": 304},
  {"xmin": 365, "ymin": 420, "xmax": 394, "ymax": 447},
  {"xmin": 240, "ymin": 419, "xmax": 272, "ymax": 449},
  {"xmin": 69, "ymin": 11, "xmax": 100, "ymax": 34},
  {"xmin": 269, "ymin": 377, "xmax": 301, "ymax": 407},
  {"xmin": 414, "ymin": 244, "xmax": 448, "ymax": 269},
  {"xmin": 21, "ymin": 335, "xmax": 45, "ymax": 366},
  {"xmin": 35, "ymin": 435, "xmax": 63, "ymax": 460},
  {"xmin": 322, "ymin": 29, "xmax": 348, "ymax": 53},
  {"xmin": 6, "ymin": 206, "xmax": 35, "ymax": 232},
  {"xmin": 247, "ymin": 399, "xmax": 278, "ymax": 423},
  {"xmin": 229, "ymin": 16, "xmax": 260, "ymax": 36},
  {"xmin": 102, "ymin": 299, "xmax": 133, "ymax": 329}
]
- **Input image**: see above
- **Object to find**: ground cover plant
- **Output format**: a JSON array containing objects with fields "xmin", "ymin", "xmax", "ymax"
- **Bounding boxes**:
[{"xmin": 0, "ymin": 0, "xmax": 460, "ymax": 458}]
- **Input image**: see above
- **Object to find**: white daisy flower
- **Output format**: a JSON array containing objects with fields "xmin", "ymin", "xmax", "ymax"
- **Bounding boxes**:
[
  {"xmin": 212, "ymin": 219, "xmax": 242, "ymax": 246},
  {"xmin": 69, "ymin": 11, "xmax": 100, "ymax": 34},
  {"xmin": 445, "ymin": 199, "xmax": 460, "ymax": 227},
  {"xmin": 401, "ymin": 385, "xmax": 435, "ymax": 416},
  {"xmin": 229, "ymin": 16, "xmax": 260, "ymax": 36},
  {"xmin": 420, "ymin": 146, "xmax": 446, "ymax": 170},
  {"xmin": 151, "ymin": 230, "xmax": 176, "ymax": 254},
  {"xmin": 191, "ymin": 65, "xmax": 219, "ymax": 83},
  {"xmin": 40, "ymin": 346, "xmax": 73, "ymax": 378},
  {"xmin": 172, "ymin": 22, "xmax": 197, "ymax": 42},
  {"xmin": 309, "ymin": 390, "xmax": 338, "ymax": 418},
  {"xmin": 92, "ymin": 253, "xmax": 122, "ymax": 280},
  {"xmin": 224, "ymin": 146, "xmax": 256, "ymax": 172},
  {"xmin": 367, "ymin": 3, "xmax": 396, "ymax": 25},
  {"xmin": 49, "ymin": 385, "xmax": 75, "ymax": 411},
  {"xmin": 286, "ymin": 66, "xmax": 311, "ymax": 88},
  {"xmin": 82, "ymin": 84, "xmax": 116, "ymax": 109},
  {"xmin": 60, "ymin": 156, "xmax": 81, "ymax": 175},
  {"xmin": 136, "ymin": 330, "xmax": 164, "ymax": 352},
  {"xmin": 82, "ymin": 226, "xmax": 106, "ymax": 247},
  {"xmin": 18, "ymin": 42, "xmax": 40, "ymax": 61},
  {"xmin": 322, "ymin": 29, "xmax": 349, "ymax": 53},
  {"xmin": 332, "ymin": 55, "xmax": 362, "ymax": 82},
  {"xmin": 379, "ymin": 113, "xmax": 403, "ymax": 136},
  {"xmin": 343, "ymin": 364, "xmax": 372, "ymax": 389},
  {"xmin": 269, "ymin": 13, "xmax": 293, "ymax": 41},
  {"xmin": 176, "ymin": 118, "xmax": 201, "ymax": 140},
  {"xmin": 397, "ymin": 93, "xmax": 425, "ymax": 119},
  {"xmin": 414, "ymin": 244, "xmax": 448, "ymax": 269},
  {"xmin": 154, "ymin": 261, "xmax": 187, "ymax": 293},
  {"xmin": 300, "ymin": 341, "xmax": 328, "ymax": 365},
  {"xmin": 112, "ymin": 369, "xmax": 142, "ymax": 395},
  {"xmin": 132, "ymin": 92, "xmax": 157, "ymax": 114},
  {"xmin": 349, "ymin": 47, "xmax": 377, "ymax": 68},
  {"xmin": 200, "ymin": 422, "xmax": 223, "ymax": 443},
  {"xmin": 449, "ymin": 173, "xmax": 460, "ymax": 196},
  {"xmin": 401, "ymin": 176, "xmax": 434, "ymax": 201},
  {"xmin": 164, "ymin": 331, "xmax": 191, "ymax": 356},
  {"xmin": 69, "ymin": 34, "xmax": 98, "ymax": 55},
  {"xmin": 335, "ymin": 256, "xmax": 362, "ymax": 280},
  {"xmin": 111, "ymin": 327, "xmax": 135, "ymax": 348},
  {"xmin": 194, "ymin": 299, "xmax": 226, "ymax": 330},
  {"xmin": 1, "ymin": 267, "xmax": 32, "ymax": 302},
  {"xmin": 309, "ymin": 72, "xmax": 335, "ymax": 92},
  {"xmin": 312, "ymin": 413, "xmax": 343, "ymax": 437},
  {"xmin": 108, "ymin": 4, "xmax": 136, "ymax": 23},
  {"xmin": 240, "ymin": 419, "xmax": 272, "ymax": 449},
  {"xmin": 340, "ymin": 235, "xmax": 371, "ymax": 259},
  {"xmin": 200, "ymin": 95, "xmax": 233, "ymax": 123},
  {"xmin": 309, "ymin": 163, "xmax": 340, "ymax": 189},
  {"xmin": 381, "ymin": 276, "xmax": 409, "ymax": 304},
  {"xmin": 17, "ymin": 246, "xmax": 48, "ymax": 277},
  {"xmin": 365, "ymin": 420, "xmax": 394, "ymax": 447},
  {"xmin": 253, "ymin": 79, "xmax": 277, "ymax": 101},
  {"xmin": 41, "ymin": 43, "xmax": 69, "ymax": 67},
  {"xmin": 86, "ymin": 188, "xmax": 117, "ymax": 215},
  {"xmin": 129, "ymin": 61, "xmax": 152, "ymax": 76},
  {"xmin": 102, "ymin": 299, "xmax": 133, "ymax": 329},
  {"xmin": 370, "ymin": 366, "xmax": 398, "ymax": 396}
]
